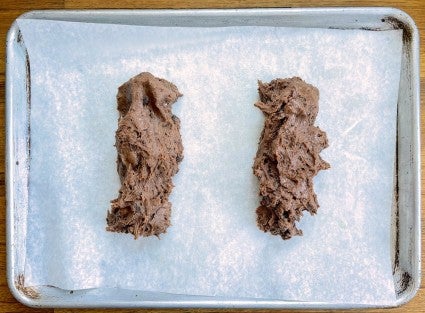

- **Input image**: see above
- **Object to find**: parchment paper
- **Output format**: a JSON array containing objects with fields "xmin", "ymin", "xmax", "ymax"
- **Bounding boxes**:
[{"xmin": 18, "ymin": 18, "xmax": 402, "ymax": 304}]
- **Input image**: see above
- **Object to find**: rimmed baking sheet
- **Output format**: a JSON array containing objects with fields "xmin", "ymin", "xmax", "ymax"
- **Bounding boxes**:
[{"xmin": 6, "ymin": 8, "xmax": 420, "ymax": 309}]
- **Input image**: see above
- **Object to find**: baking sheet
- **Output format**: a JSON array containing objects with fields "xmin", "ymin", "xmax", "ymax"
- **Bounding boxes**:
[{"xmin": 17, "ymin": 18, "xmax": 403, "ymax": 304}]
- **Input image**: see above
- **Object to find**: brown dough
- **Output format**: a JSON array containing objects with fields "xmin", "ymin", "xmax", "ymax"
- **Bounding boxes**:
[
  {"xmin": 253, "ymin": 77, "xmax": 330, "ymax": 240},
  {"xmin": 106, "ymin": 72, "xmax": 183, "ymax": 239}
]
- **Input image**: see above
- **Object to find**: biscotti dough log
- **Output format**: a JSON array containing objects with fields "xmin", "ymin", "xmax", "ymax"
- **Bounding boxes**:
[
  {"xmin": 253, "ymin": 77, "xmax": 329, "ymax": 240},
  {"xmin": 107, "ymin": 72, "xmax": 183, "ymax": 239}
]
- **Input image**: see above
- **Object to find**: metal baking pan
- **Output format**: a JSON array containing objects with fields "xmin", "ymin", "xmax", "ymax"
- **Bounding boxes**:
[{"xmin": 5, "ymin": 8, "xmax": 420, "ymax": 309}]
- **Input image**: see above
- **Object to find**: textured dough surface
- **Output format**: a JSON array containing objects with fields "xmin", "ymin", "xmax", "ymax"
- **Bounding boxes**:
[
  {"xmin": 253, "ymin": 77, "xmax": 329, "ymax": 240},
  {"xmin": 107, "ymin": 72, "xmax": 183, "ymax": 238}
]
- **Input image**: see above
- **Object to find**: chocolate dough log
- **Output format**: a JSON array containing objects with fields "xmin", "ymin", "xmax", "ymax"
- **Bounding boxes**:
[
  {"xmin": 107, "ymin": 72, "xmax": 183, "ymax": 239},
  {"xmin": 253, "ymin": 77, "xmax": 329, "ymax": 240}
]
